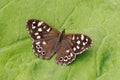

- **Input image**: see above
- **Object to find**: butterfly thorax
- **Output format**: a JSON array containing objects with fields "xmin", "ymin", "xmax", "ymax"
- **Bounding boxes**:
[{"xmin": 58, "ymin": 29, "xmax": 65, "ymax": 42}]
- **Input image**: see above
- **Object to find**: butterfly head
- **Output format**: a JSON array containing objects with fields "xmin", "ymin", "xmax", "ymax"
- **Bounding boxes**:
[{"xmin": 62, "ymin": 29, "xmax": 65, "ymax": 35}]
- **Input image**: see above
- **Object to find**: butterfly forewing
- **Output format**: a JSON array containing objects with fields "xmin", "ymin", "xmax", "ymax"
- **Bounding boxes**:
[
  {"xmin": 26, "ymin": 19, "xmax": 59, "ymax": 40},
  {"xmin": 26, "ymin": 19, "xmax": 60, "ymax": 59},
  {"xmin": 66, "ymin": 34, "xmax": 92, "ymax": 54}
]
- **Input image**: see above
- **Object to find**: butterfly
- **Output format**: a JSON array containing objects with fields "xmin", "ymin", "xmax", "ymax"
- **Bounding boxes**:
[{"xmin": 26, "ymin": 19, "xmax": 92, "ymax": 66}]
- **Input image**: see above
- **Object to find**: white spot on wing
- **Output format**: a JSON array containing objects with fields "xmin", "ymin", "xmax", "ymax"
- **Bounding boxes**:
[
  {"xmin": 32, "ymin": 21, "xmax": 35, "ymax": 25},
  {"xmin": 46, "ymin": 28, "xmax": 51, "ymax": 32},
  {"xmin": 76, "ymin": 46, "xmax": 80, "ymax": 49},
  {"xmin": 83, "ymin": 42, "xmax": 86, "ymax": 45},
  {"xmin": 70, "ymin": 53, "xmax": 73, "ymax": 57},
  {"xmin": 72, "ymin": 35, "xmax": 75, "ymax": 40},
  {"xmin": 76, "ymin": 37, "xmax": 79, "ymax": 39},
  {"xmin": 86, "ymin": 38, "xmax": 88, "ymax": 42},
  {"xmin": 81, "ymin": 47, "xmax": 84, "ymax": 50},
  {"xmin": 77, "ymin": 40, "xmax": 80, "ymax": 44},
  {"xmin": 43, "ymin": 25, "xmax": 46, "ymax": 29},
  {"xmin": 32, "ymin": 26, "xmax": 36, "ymax": 29},
  {"xmin": 38, "ymin": 22, "xmax": 43, "ymax": 27},
  {"xmin": 66, "ymin": 50, "xmax": 70, "ymax": 53},
  {"xmin": 36, "ymin": 42, "xmax": 40, "ymax": 45},
  {"xmin": 38, "ymin": 28, "xmax": 42, "ymax": 32},
  {"xmin": 73, "ymin": 47, "xmax": 76, "ymax": 51},
  {"xmin": 81, "ymin": 34, "xmax": 84, "ymax": 40},
  {"xmin": 37, "ymin": 36, "xmax": 41, "ymax": 39},
  {"xmin": 34, "ymin": 32, "xmax": 39, "ymax": 35},
  {"xmin": 42, "ymin": 41, "xmax": 46, "ymax": 45}
]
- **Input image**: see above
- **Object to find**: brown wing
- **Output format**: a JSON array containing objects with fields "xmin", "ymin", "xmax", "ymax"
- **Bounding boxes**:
[
  {"xmin": 26, "ymin": 19, "xmax": 60, "ymax": 59},
  {"xmin": 32, "ymin": 38, "xmax": 58, "ymax": 59},
  {"xmin": 65, "ymin": 34, "xmax": 92, "ymax": 54},
  {"xmin": 26, "ymin": 19, "xmax": 59, "ymax": 40},
  {"xmin": 55, "ymin": 34, "xmax": 92, "ymax": 65},
  {"xmin": 55, "ymin": 40, "xmax": 76, "ymax": 66}
]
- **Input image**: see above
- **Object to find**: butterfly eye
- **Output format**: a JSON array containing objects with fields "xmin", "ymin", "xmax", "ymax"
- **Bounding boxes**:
[
  {"xmin": 37, "ymin": 48, "xmax": 42, "ymax": 53},
  {"xmin": 36, "ymin": 45, "xmax": 41, "ymax": 49},
  {"xmin": 59, "ymin": 57, "xmax": 63, "ymax": 61},
  {"xmin": 36, "ymin": 45, "xmax": 42, "ymax": 52},
  {"xmin": 32, "ymin": 22, "xmax": 37, "ymax": 26},
  {"xmin": 38, "ymin": 48, "xmax": 42, "ymax": 51},
  {"xmin": 64, "ymin": 56, "xmax": 68, "ymax": 61},
  {"xmin": 68, "ymin": 53, "xmax": 72, "ymax": 59},
  {"xmin": 41, "ymin": 51, "xmax": 45, "ymax": 55}
]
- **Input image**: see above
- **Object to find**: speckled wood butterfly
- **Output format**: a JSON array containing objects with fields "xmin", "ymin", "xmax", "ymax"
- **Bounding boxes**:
[{"xmin": 26, "ymin": 19, "xmax": 92, "ymax": 66}]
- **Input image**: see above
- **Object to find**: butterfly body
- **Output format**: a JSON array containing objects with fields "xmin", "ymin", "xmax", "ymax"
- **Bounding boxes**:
[{"xmin": 26, "ymin": 19, "xmax": 92, "ymax": 66}]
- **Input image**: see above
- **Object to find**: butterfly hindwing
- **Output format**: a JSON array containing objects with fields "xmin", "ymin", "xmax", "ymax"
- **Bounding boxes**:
[
  {"xmin": 55, "ymin": 34, "xmax": 92, "ymax": 65},
  {"xmin": 32, "ymin": 38, "xmax": 58, "ymax": 59},
  {"xmin": 55, "ymin": 40, "xmax": 76, "ymax": 65},
  {"xmin": 26, "ymin": 19, "xmax": 59, "ymax": 59}
]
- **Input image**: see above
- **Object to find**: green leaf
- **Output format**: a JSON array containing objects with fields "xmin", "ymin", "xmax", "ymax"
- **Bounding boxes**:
[{"xmin": 0, "ymin": 0, "xmax": 120, "ymax": 80}]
